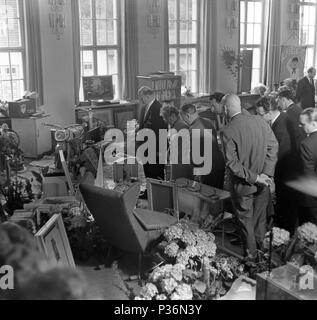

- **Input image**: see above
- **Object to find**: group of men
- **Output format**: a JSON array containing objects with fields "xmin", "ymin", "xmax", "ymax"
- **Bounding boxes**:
[{"xmin": 137, "ymin": 66, "xmax": 317, "ymax": 259}]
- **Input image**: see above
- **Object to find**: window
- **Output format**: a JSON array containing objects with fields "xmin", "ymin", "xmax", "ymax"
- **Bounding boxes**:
[
  {"xmin": 168, "ymin": 0, "xmax": 199, "ymax": 93},
  {"xmin": 79, "ymin": 0, "xmax": 121, "ymax": 99},
  {"xmin": 240, "ymin": 0, "xmax": 264, "ymax": 88},
  {"xmin": 299, "ymin": 0, "xmax": 317, "ymax": 71},
  {"xmin": 0, "ymin": 0, "xmax": 25, "ymax": 101}
]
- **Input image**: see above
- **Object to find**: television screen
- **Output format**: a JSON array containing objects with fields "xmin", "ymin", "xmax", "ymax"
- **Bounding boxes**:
[
  {"xmin": 83, "ymin": 76, "xmax": 114, "ymax": 101},
  {"xmin": 147, "ymin": 179, "xmax": 178, "ymax": 218}
]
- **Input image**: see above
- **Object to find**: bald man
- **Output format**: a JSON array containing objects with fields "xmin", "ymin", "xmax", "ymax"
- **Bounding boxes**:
[{"xmin": 221, "ymin": 94, "xmax": 278, "ymax": 258}]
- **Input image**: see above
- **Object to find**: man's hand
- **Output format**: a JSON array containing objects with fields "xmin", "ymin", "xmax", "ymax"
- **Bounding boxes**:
[{"xmin": 256, "ymin": 174, "xmax": 273, "ymax": 187}]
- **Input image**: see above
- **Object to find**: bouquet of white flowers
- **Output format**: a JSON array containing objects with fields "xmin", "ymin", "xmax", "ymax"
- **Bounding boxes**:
[
  {"xmin": 298, "ymin": 223, "xmax": 317, "ymax": 244},
  {"xmin": 263, "ymin": 227, "xmax": 290, "ymax": 249}
]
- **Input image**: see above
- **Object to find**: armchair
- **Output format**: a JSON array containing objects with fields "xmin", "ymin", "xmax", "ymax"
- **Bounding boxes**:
[{"xmin": 79, "ymin": 183, "xmax": 177, "ymax": 274}]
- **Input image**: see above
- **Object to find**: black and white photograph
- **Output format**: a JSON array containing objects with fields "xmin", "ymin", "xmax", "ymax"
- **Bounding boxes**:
[{"xmin": 1, "ymin": 0, "xmax": 317, "ymax": 306}]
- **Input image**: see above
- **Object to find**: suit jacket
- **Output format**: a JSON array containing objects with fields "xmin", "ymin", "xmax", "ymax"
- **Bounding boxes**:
[
  {"xmin": 271, "ymin": 112, "xmax": 293, "ymax": 183},
  {"xmin": 300, "ymin": 132, "xmax": 317, "ymax": 207},
  {"xmin": 296, "ymin": 77, "xmax": 315, "ymax": 110},
  {"xmin": 221, "ymin": 114, "xmax": 278, "ymax": 196},
  {"xmin": 286, "ymin": 103, "xmax": 306, "ymax": 154},
  {"xmin": 190, "ymin": 117, "xmax": 225, "ymax": 188},
  {"xmin": 138, "ymin": 99, "xmax": 168, "ymax": 152}
]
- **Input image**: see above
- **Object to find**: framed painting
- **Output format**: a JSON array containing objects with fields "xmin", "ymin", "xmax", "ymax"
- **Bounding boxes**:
[{"xmin": 35, "ymin": 214, "xmax": 75, "ymax": 268}]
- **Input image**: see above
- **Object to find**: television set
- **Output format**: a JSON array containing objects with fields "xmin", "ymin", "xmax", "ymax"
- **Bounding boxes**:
[
  {"xmin": 146, "ymin": 178, "xmax": 179, "ymax": 220},
  {"xmin": 83, "ymin": 76, "xmax": 114, "ymax": 102}
]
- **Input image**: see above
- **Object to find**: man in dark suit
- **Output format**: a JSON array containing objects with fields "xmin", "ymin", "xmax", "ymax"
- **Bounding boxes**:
[
  {"xmin": 138, "ymin": 86, "xmax": 168, "ymax": 181},
  {"xmin": 160, "ymin": 104, "xmax": 192, "ymax": 181},
  {"xmin": 278, "ymin": 88, "xmax": 306, "ymax": 157},
  {"xmin": 261, "ymin": 96, "xmax": 295, "ymax": 232},
  {"xmin": 296, "ymin": 67, "xmax": 316, "ymax": 110},
  {"xmin": 299, "ymin": 108, "xmax": 317, "ymax": 225},
  {"xmin": 181, "ymin": 104, "xmax": 225, "ymax": 190},
  {"xmin": 221, "ymin": 94, "xmax": 278, "ymax": 258}
]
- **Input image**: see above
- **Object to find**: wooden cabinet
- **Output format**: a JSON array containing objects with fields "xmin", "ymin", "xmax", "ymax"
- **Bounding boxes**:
[
  {"xmin": 137, "ymin": 74, "xmax": 182, "ymax": 108},
  {"xmin": 12, "ymin": 117, "xmax": 52, "ymax": 158}
]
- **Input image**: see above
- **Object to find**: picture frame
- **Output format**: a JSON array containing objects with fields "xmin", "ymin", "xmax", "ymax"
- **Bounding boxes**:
[
  {"xmin": 146, "ymin": 178, "xmax": 179, "ymax": 220},
  {"xmin": 35, "ymin": 214, "xmax": 75, "ymax": 268},
  {"xmin": 83, "ymin": 75, "xmax": 114, "ymax": 101}
]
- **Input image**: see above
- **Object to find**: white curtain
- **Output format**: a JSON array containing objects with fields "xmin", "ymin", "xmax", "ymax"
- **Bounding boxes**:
[
  {"xmin": 121, "ymin": 0, "xmax": 139, "ymax": 100},
  {"xmin": 71, "ymin": 0, "xmax": 81, "ymax": 105},
  {"xmin": 262, "ymin": 0, "xmax": 282, "ymax": 90},
  {"xmin": 199, "ymin": 0, "xmax": 217, "ymax": 93},
  {"xmin": 24, "ymin": 0, "xmax": 43, "ymax": 105}
]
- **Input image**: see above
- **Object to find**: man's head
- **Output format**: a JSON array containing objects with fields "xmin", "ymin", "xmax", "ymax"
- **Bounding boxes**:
[
  {"xmin": 210, "ymin": 92, "xmax": 225, "ymax": 113},
  {"xmin": 180, "ymin": 104, "xmax": 198, "ymax": 126},
  {"xmin": 256, "ymin": 95, "xmax": 279, "ymax": 123},
  {"xmin": 138, "ymin": 86, "xmax": 155, "ymax": 105},
  {"xmin": 161, "ymin": 103, "xmax": 181, "ymax": 127},
  {"xmin": 221, "ymin": 94, "xmax": 242, "ymax": 119},
  {"xmin": 307, "ymin": 67, "xmax": 317, "ymax": 80},
  {"xmin": 300, "ymin": 108, "xmax": 317, "ymax": 134},
  {"xmin": 277, "ymin": 88, "xmax": 294, "ymax": 111}
]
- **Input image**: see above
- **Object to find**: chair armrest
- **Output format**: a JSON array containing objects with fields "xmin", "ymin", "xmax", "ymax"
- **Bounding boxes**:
[{"xmin": 133, "ymin": 208, "xmax": 177, "ymax": 231}]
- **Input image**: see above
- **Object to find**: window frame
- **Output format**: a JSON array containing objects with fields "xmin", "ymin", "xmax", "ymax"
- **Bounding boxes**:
[
  {"xmin": 298, "ymin": 0, "xmax": 317, "ymax": 71},
  {"xmin": 0, "ymin": 0, "xmax": 26, "ymax": 101},
  {"xmin": 168, "ymin": 0, "xmax": 200, "ymax": 93},
  {"xmin": 239, "ymin": 0, "xmax": 265, "ymax": 87},
  {"xmin": 79, "ymin": 0, "xmax": 122, "ymax": 98}
]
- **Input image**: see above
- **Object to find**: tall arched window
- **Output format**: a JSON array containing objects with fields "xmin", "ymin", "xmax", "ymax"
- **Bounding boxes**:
[
  {"xmin": 0, "ymin": 0, "xmax": 25, "ymax": 101},
  {"xmin": 240, "ymin": 0, "xmax": 264, "ymax": 88},
  {"xmin": 79, "ymin": 0, "xmax": 121, "ymax": 99},
  {"xmin": 168, "ymin": 0, "xmax": 199, "ymax": 93},
  {"xmin": 299, "ymin": 0, "xmax": 317, "ymax": 71}
]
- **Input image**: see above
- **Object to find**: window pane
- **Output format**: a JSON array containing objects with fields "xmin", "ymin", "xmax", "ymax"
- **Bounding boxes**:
[
  {"xmin": 0, "ymin": 81, "xmax": 13, "ymax": 101},
  {"xmin": 79, "ymin": 0, "xmax": 92, "ymax": 19},
  {"xmin": 11, "ymin": 79, "xmax": 23, "ymax": 100},
  {"xmin": 180, "ymin": 22, "xmax": 188, "ymax": 44},
  {"xmin": 169, "ymin": 48, "xmax": 177, "ymax": 71},
  {"xmin": 180, "ymin": 0, "xmax": 188, "ymax": 20},
  {"xmin": 168, "ymin": 0, "xmax": 177, "ymax": 20},
  {"xmin": 240, "ymin": 1, "xmax": 245, "ymax": 23},
  {"xmin": 0, "ymin": 52, "xmax": 10, "ymax": 80},
  {"xmin": 240, "ymin": 23, "xmax": 245, "ymax": 44},
  {"xmin": 81, "ymin": 50, "xmax": 94, "ymax": 76},
  {"xmin": 10, "ymin": 52, "xmax": 23, "ymax": 80},
  {"xmin": 0, "ymin": 19, "xmax": 9, "ymax": 47},
  {"xmin": 169, "ymin": 21, "xmax": 177, "ymax": 44},
  {"xmin": 252, "ymin": 48, "xmax": 261, "ymax": 69},
  {"xmin": 8, "ymin": 19, "xmax": 21, "ymax": 47},
  {"xmin": 80, "ymin": 20, "xmax": 93, "ymax": 45},
  {"xmin": 97, "ymin": 50, "xmax": 118, "ymax": 75}
]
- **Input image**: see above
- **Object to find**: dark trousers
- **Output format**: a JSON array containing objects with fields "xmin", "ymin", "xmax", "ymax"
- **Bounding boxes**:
[
  {"xmin": 232, "ymin": 186, "xmax": 269, "ymax": 256},
  {"xmin": 274, "ymin": 183, "xmax": 299, "ymax": 235},
  {"xmin": 299, "ymin": 206, "xmax": 317, "ymax": 226}
]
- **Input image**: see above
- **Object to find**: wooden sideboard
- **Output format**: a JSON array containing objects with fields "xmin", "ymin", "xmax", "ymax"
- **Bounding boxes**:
[{"xmin": 75, "ymin": 100, "xmax": 139, "ymax": 131}]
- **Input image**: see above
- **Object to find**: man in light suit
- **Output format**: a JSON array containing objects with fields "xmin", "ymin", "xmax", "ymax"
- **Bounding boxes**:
[
  {"xmin": 296, "ymin": 67, "xmax": 316, "ymax": 110},
  {"xmin": 221, "ymin": 94, "xmax": 278, "ymax": 258},
  {"xmin": 138, "ymin": 86, "xmax": 168, "ymax": 181}
]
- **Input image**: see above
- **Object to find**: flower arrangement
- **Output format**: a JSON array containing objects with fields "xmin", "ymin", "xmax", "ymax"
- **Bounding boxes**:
[
  {"xmin": 162, "ymin": 220, "xmax": 217, "ymax": 269},
  {"xmin": 263, "ymin": 227, "xmax": 290, "ymax": 249},
  {"xmin": 297, "ymin": 223, "xmax": 317, "ymax": 244},
  {"xmin": 134, "ymin": 220, "xmax": 246, "ymax": 300}
]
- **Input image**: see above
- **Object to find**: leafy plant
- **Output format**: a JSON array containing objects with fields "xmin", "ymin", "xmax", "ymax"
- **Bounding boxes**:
[{"xmin": 221, "ymin": 47, "xmax": 247, "ymax": 79}]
